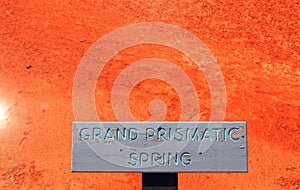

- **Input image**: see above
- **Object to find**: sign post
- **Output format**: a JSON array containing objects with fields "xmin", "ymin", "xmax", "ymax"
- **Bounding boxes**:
[
  {"xmin": 72, "ymin": 122, "xmax": 247, "ymax": 172},
  {"xmin": 142, "ymin": 173, "xmax": 178, "ymax": 190}
]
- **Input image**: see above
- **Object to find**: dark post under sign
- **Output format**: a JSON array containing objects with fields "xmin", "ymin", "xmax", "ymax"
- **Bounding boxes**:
[{"xmin": 142, "ymin": 173, "xmax": 178, "ymax": 190}]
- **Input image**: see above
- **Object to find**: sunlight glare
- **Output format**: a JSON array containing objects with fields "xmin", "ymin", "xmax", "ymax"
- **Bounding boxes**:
[{"xmin": 0, "ymin": 102, "xmax": 7, "ymax": 125}]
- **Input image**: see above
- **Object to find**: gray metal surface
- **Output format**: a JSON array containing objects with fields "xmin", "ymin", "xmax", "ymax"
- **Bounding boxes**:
[{"xmin": 72, "ymin": 122, "xmax": 247, "ymax": 172}]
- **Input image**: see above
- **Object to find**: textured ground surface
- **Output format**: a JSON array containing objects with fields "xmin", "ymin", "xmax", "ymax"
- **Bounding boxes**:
[{"xmin": 0, "ymin": 0, "xmax": 299, "ymax": 189}]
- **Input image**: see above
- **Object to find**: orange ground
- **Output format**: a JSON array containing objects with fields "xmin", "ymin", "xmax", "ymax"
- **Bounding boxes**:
[{"xmin": 0, "ymin": 0, "xmax": 299, "ymax": 189}]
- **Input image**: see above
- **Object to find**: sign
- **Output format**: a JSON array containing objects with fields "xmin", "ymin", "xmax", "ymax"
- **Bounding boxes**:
[{"xmin": 72, "ymin": 122, "xmax": 247, "ymax": 172}]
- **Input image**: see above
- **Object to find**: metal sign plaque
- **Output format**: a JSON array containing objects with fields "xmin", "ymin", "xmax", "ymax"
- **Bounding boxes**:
[{"xmin": 72, "ymin": 122, "xmax": 247, "ymax": 172}]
